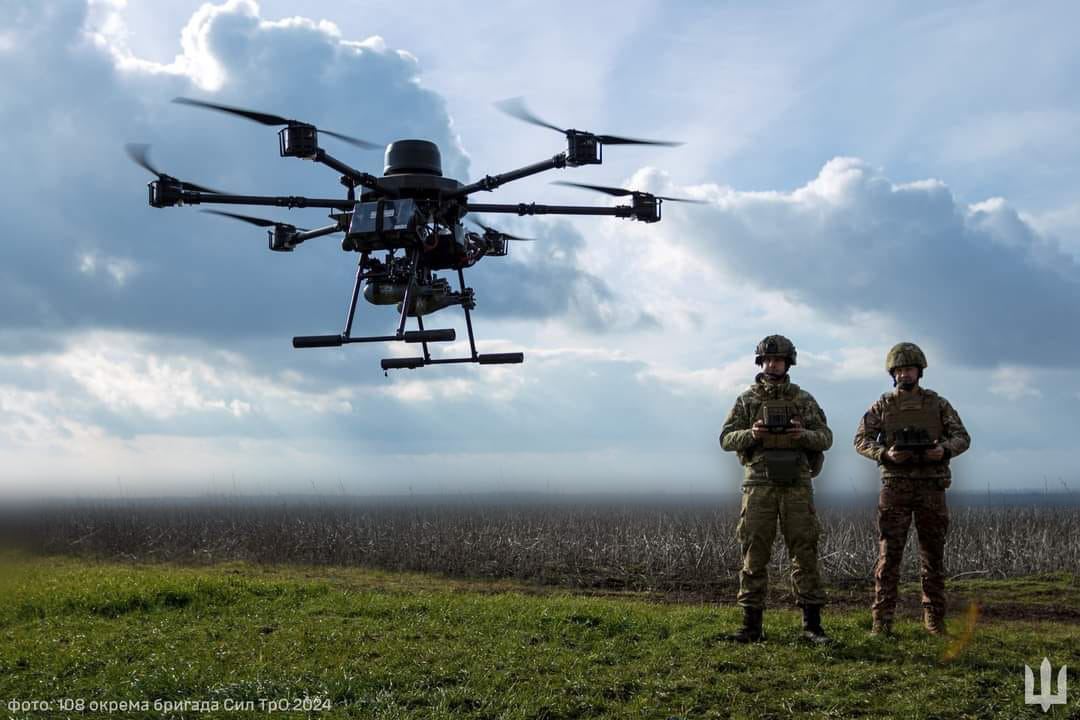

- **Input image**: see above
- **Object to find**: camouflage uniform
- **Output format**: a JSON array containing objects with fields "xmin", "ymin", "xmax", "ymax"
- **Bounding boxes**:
[
  {"xmin": 853, "ymin": 345, "xmax": 970, "ymax": 631},
  {"xmin": 720, "ymin": 374, "xmax": 833, "ymax": 610}
]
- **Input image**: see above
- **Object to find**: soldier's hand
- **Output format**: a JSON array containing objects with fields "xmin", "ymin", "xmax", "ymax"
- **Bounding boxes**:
[
  {"xmin": 925, "ymin": 445, "xmax": 945, "ymax": 462},
  {"xmin": 751, "ymin": 420, "xmax": 767, "ymax": 440},
  {"xmin": 786, "ymin": 417, "xmax": 803, "ymax": 439},
  {"xmin": 886, "ymin": 447, "xmax": 913, "ymax": 464}
]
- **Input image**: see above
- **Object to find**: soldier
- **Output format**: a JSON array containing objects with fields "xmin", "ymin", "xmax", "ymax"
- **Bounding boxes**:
[
  {"xmin": 719, "ymin": 335, "xmax": 833, "ymax": 643},
  {"xmin": 854, "ymin": 343, "xmax": 971, "ymax": 636}
]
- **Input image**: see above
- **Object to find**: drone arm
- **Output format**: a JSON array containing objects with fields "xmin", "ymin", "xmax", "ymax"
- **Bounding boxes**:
[
  {"xmin": 465, "ymin": 202, "xmax": 634, "ymax": 219},
  {"xmin": 176, "ymin": 190, "xmax": 354, "ymax": 210},
  {"xmin": 449, "ymin": 154, "xmax": 568, "ymax": 198},
  {"xmin": 313, "ymin": 150, "xmax": 391, "ymax": 195},
  {"xmin": 292, "ymin": 223, "xmax": 343, "ymax": 243}
]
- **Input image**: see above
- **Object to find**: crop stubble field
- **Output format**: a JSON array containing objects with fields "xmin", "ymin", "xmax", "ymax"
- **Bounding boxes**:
[{"xmin": 7, "ymin": 496, "xmax": 1079, "ymax": 594}]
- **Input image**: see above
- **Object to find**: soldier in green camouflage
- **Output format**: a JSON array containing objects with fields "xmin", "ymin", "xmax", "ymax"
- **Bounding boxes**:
[
  {"xmin": 719, "ymin": 335, "xmax": 833, "ymax": 643},
  {"xmin": 854, "ymin": 343, "xmax": 971, "ymax": 636}
]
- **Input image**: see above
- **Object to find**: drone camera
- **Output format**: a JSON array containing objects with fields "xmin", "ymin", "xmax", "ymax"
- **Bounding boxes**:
[
  {"xmin": 278, "ymin": 124, "xmax": 319, "ymax": 159},
  {"xmin": 268, "ymin": 224, "xmax": 299, "ymax": 252},
  {"xmin": 565, "ymin": 131, "xmax": 601, "ymax": 166},
  {"xmin": 631, "ymin": 193, "xmax": 661, "ymax": 223}
]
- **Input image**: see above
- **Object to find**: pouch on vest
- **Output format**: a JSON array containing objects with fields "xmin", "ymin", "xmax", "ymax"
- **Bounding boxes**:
[
  {"xmin": 763, "ymin": 449, "xmax": 802, "ymax": 484},
  {"xmin": 882, "ymin": 392, "xmax": 944, "ymax": 465},
  {"xmin": 758, "ymin": 399, "xmax": 801, "ymax": 450}
]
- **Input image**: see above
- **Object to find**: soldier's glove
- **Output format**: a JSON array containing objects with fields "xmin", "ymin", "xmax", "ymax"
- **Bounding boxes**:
[
  {"xmin": 786, "ymin": 418, "xmax": 804, "ymax": 440},
  {"xmin": 885, "ymin": 447, "xmax": 913, "ymax": 464},
  {"xmin": 751, "ymin": 420, "xmax": 768, "ymax": 440},
  {"xmin": 924, "ymin": 445, "xmax": 946, "ymax": 462}
]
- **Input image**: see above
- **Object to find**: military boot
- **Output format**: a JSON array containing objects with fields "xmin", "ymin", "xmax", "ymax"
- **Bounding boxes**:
[
  {"xmin": 729, "ymin": 606, "xmax": 765, "ymax": 643},
  {"xmin": 923, "ymin": 607, "xmax": 947, "ymax": 636},
  {"xmin": 869, "ymin": 616, "xmax": 893, "ymax": 637},
  {"xmin": 801, "ymin": 605, "xmax": 831, "ymax": 644}
]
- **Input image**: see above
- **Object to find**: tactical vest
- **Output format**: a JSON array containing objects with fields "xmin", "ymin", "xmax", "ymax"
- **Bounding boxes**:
[
  {"xmin": 747, "ymin": 388, "xmax": 825, "ymax": 481},
  {"xmin": 881, "ymin": 391, "xmax": 943, "ymax": 445}
]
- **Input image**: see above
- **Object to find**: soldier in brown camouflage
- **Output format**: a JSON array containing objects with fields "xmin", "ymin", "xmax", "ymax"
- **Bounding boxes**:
[
  {"xmin": 719, "ymin": 335, "xmax": 833, "ymax": 643},
  {"xmin": 854, "ymin": 342, "xmax": 971, "ymax": 636}
]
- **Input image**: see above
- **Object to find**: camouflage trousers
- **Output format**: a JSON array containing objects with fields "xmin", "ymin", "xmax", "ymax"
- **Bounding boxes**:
[
  {"xmin": 735, "ymin": 485, "xmax": 827, "ymax": 608},
  {"xmin": 872, "ymin": 478, "xmax": 949, "ymax": 621}
]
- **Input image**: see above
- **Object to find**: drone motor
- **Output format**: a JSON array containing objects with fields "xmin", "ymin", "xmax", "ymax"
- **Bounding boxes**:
[
  {"xmin": 565, "ymin": 131, "xmax": 601, "ymax": 167},
  {"xmin": 278, "ymin": 124, "xmax": 319, "ymax": 159},
  {"xmin": 269, "ymin": 223, "xmax": 301, "ymax": 252},
  {"xmin": 148, "ymin": 180, "xmax": 182, "ymax": 208}
]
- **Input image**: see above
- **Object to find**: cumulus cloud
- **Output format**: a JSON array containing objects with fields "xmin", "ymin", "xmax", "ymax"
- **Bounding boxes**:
[
  {"xmin": 468, "ymin": 219, "xmax": 654, "ymax": 331},
  {"xmin": 642, "ymin": 158, "xmax": 1080, "ymax": 367},
  {"xmin": 0, "ymin": 0, "xmax": 633, "ymax": 353},
  {"xmin": 988, "ymin": 366, "xmax": 1042, "ymax": 401}
]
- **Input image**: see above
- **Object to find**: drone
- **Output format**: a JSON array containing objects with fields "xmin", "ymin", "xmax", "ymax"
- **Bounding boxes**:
[{"xmin": 129, "ymin": 96, "xmax": 700, "ymax": 372}]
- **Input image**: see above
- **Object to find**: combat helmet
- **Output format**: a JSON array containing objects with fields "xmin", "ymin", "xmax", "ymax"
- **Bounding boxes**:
[
  {"xmin": 755, "ymin": 334, "xmax": 797, "ymax": 367},
  {"xmin": 885, "ymin": 342, "xmax": 927, "ymax": 375}
]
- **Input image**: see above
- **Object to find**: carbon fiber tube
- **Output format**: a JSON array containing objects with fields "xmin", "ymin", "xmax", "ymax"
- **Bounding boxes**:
[
  {"xmin": 403, "ymin": 329, "xmax": 456, "ymax": 343},
  {"xmin": 292, "ymin": 335, "xmax": 344, "ymax": 348},
  {"xmin": 381, "ymin": 357, "xmax": 425, "ymax": 370},
  {"xmin": 478, "ymin": 352, "xmax": 524, "ymax": 365}
]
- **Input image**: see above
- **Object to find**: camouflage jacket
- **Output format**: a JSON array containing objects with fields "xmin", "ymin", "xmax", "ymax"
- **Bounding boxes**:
[
  {"xmin": 853, "ymin": 386, "xmax": 971, "ymax": 484},
  {"xmin": 718, "ymin": 374, "xmax": 833, "ymax": 486}
]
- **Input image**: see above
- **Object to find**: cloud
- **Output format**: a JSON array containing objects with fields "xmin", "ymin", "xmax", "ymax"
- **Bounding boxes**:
[
  {"xmin": 635, "ymin": 360, "xmax": 747, "ymax": 400},
  {"xmin": 988, "ymin": 366, "xmax": 1042, "ymax": 401},
  {"xmin": 641, "ymin": 158, "xmax": 1080, "ymax": 368},
  {"xmin": 0, "ymin": 0, "xmax": 636, "ymax": 356},
  {"xmin": 467, "ymin": 219, "xmax": 652, "ymax": 331}
]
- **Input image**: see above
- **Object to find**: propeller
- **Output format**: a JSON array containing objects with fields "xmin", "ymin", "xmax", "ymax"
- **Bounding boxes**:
[
  {"xmin": 125, "ymin": 143, "xmax": 220, "ymax": 193},
  {"xmin": 201, "ymin": 209, "xmax": 307, "ymax": 231},
  {"xmin": 552, "ymin": 180, "xmax": 706, "ymax": 203},
  {"xmin": 495, "ymin": 97, "xmax": 683, "ymax": 147},
  {"xmin": 469, "ymin": 219, "xmax": 534, "ymax": 242},
  {"xmin": 173, "ymin": 97, "xmax": 382, "ymax": 150}
]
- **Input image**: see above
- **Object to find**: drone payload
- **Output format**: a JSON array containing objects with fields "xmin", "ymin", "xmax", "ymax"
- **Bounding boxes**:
[{"xmin": 129, "ymin": 97, "xmax": 700, "ymax": 372}]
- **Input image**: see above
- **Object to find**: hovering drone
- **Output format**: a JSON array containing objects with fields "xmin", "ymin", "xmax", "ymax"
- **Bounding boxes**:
[{"xmin": 130, "ymin": 97, "xmax": 699, "ymax": 371}]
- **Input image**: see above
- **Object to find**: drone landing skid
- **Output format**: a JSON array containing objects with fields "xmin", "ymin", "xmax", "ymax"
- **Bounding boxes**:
[{"xmin": 292, "ymin": 264, "xmax": 524, "ymax": 373}]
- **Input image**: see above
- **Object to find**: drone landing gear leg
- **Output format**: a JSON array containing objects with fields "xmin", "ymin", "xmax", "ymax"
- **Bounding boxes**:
[
  {"xmin": 293, "ymin": 251, "xmax": 455, "ymax": 351},
  {"xmin": 380, "ymin": 267, "xmax": 523, "ymax": 371}
]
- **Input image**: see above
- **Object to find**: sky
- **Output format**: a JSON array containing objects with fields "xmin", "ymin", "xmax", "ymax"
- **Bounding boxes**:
[{"xmin": 2, "ymin": 0, "xmax": 1079, "ymax": 498}]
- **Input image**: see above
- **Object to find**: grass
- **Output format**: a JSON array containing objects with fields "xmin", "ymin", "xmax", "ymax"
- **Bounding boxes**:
[{"xmin": 1, "ymin": 558, "xmax": 1078, "ymax": 719}]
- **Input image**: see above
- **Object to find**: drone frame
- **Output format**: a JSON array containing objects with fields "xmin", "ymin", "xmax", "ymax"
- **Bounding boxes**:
[{"xmin": 141, "ymin": 99, "xmax": 677, "ymax": 371}]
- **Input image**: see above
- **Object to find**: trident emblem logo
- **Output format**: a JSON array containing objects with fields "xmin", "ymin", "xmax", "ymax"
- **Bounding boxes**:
[{"xmin": 1025, "ymin": 658, "xmax": 1068, "ymax": 712}]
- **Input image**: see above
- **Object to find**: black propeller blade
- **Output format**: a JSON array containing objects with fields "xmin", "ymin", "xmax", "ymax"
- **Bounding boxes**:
[
  {"xmin": 202, "ymin": 209, "xmax": 307, "ymax": 231},
  {"xmin": 495, "ymin": 97, "xmax": 683, "ymax": 147},
  {"xmin": 125, "ymin": 143, "xmax": 220, "ymax": 193},
  {"xmin": 553, "ymin": 180, "xmax": 706, "ymax": 203},
  {"xmin": 469, "ymin": 219, "xmax": 534, "ymax": 242},
  {"xmin": 173, "ymin": 97, "xmax": 381, "ymax": 150}
]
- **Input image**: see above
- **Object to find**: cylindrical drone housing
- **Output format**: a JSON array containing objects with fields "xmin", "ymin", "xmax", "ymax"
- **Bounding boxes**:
[{"xmin": 384, "ymin": 139, "xmax": 442, "ymax": 176}]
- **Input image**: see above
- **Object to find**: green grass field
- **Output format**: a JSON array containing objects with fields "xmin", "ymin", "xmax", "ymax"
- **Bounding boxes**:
[{"xmin": 1, "ymin": 558, "xmax": 1077, "ymax": 719}]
